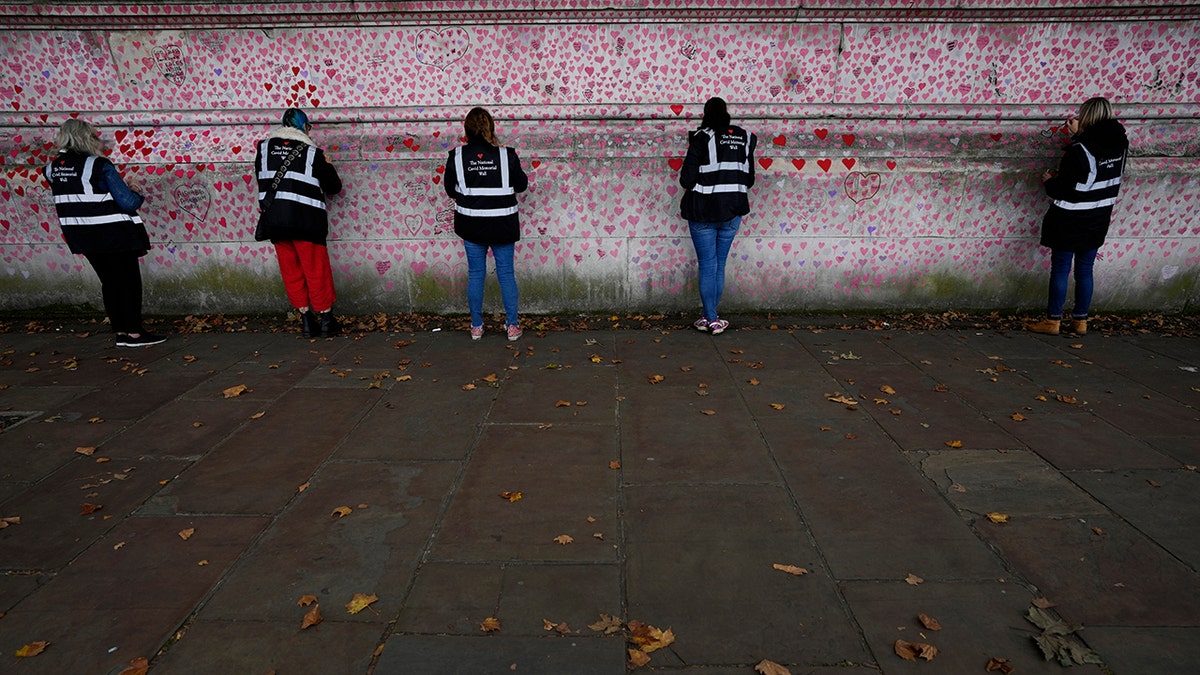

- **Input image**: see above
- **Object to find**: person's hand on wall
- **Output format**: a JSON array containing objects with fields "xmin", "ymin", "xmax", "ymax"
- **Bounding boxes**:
[{"xmin": 1042, "ymin": 170, "xmax": 1056, "ymax": 182}]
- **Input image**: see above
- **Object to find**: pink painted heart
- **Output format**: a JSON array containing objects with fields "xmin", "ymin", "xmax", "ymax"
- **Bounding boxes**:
[{"xmin": 844, "ymin": 172, "xmax": 882, "ymax": 203}]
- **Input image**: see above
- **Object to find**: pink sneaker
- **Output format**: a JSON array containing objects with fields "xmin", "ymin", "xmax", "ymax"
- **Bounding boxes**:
[
  {"xmin": 506, "ymin": 324, "xmax": 523, "ymax": 341},
  {"xmin": 470, "ymin": 325, "xmax": 484, "ymax": 341},
  {"xmin": 708, "ymin": 319, "xmax": 729, "ymax": 335},
  {"xmin": 693, "ymin": 318, "xmax": 710, "ymax": 332}
]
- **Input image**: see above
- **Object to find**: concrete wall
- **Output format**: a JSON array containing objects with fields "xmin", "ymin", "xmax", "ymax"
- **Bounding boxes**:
[{"xmin": 1, "ymin": 1, "xmax": 1198, "ymax": 315}]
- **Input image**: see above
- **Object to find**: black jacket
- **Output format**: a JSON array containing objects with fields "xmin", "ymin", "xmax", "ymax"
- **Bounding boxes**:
[
  {"xmin": 679, "ymin": 125, "xmax": 757, "ymax": 222},
  {"xmin": 44, "ymin": 151, "xmax": 150, "ymax": 255},
  {"xmin": 1040, "ymin": 119, "xmax": 1128, "ymax": 252},
  {"xmin": 255, "ymin": 126, "xmax": 342, "ymax": 244},
  {"xmin": 444, "ymin": 140, "xmax": 528, "ymax": 246}
]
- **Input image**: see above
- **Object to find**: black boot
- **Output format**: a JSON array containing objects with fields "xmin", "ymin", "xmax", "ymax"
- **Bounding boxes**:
[
  {"xmin": 318, "ymin": 310, "xmax": 340, "ymax": 338},
  {"xmin": 301, "ymin": 310, "xmax": 319, "ymax": 337}
]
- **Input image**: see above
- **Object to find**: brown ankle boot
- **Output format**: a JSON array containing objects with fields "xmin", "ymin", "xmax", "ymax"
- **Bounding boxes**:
[
  {"xmin": 1070, "ymin": 319, "xmax": 1087, "ymax": 335},
  {"xmin": 1027, "ymin": 318, "xmax": 1061, "ymax": 335}
]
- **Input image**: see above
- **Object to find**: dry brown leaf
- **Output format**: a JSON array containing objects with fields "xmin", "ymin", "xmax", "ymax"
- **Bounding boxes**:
[
  {"xmin": 15, "ymin": 641, "xmax": 49, "ymax": 657},
  {"xmin": 192, "ymin": 421, "xmax": 205, "ymax": 428},
  {"xmin": 748, "ymin": 378, "xmax": 761, "ymax": 386},
  {"xmin": 118, "ymin": 656, "xmax": 150, "ymax": 675},
  {"xmin": 331, "ymin": 506, "xmax": 353, "ymax": 518},
  {"xmin": 986, "ymin": 656, "xmax": 1015, "ymax": 673},
  {"xmin": 297, "ymin": 482, "xmax": 310, "ymax": 493},
  {"xmin": 1091, "ymin": 526, "xmax": 1106, "ymax": 536},
  {"xmin": 1147, "ymin": 479, "xmax": 1162, "ymax": 488},
  {"xmin": 75, "ymin": 446, "xmax": 96, "ymax": 456},
  {"xmin": 945, "ymin": 439, "xmax": 963, "ymax": 448},
  {"xmin": 301, "ymin": 604, "xmax": 323, "ymax": 630},
  {"xmin": 609, "ymin": 461, "xmax": 621, "ymax": 470},
  {"xmin": 555, "ymin": 400, "xmax": 571, "ymax": 407},
  {"xmin": 1031, "ymin": 597, "xmax": 1057, "ymax": 609},
  {"xmin": 297, "ymin": 594, "xmax": 318, "ymax": 607},
  {"xmin": 499, "ymin": 491, "xmax": 523, "ymax": 502},
  {"xmin": 933, "ymin": 383, "xmax": 948, "ymax": 392},
  {"xmin": 88, "ymin": 416, "xmax": 104, "ymax": 424},
  {"xmin": 769, "ymin": 403, "xmax": 785, "ymax": 410},
  {"xmin": 1011, "ymin": 413, "xmax": 1027, "ymax": 421},
  {"xmin": 222, "ymin": 384, "xmax": 248, "ymax": 398},
  {"xmin": 904, "ymin": 573, "xmax": 924, "ymax": 585},
  {"xmin": 80, "ymin": 503, "xmax": 102, "ymax": 515},
  {"xmin": 0, "ymin": 516, "xmax": 19, "ymax": 528},
  {"xmin": 482, "ymin": 373, "xmax": 499, "ymax": 383},
  {"xmin": 593, "ymin": 532, "xmax": 604, "ymax": 540},
  {"xmin": 480, "ymin": 616, "xmax": 501, "ymax": 633},
  {"xmin": 880, "ymin": 385, "xmax": 897, "ymax": 395},
  {"xmin": 248, "ymin": 411, "xmax": 266, "ymax": 420},
  {"xmin": 700, "ymin": 409, "xmax": 716, "ymax": 415},
  {"xmin": 1056, "ymin": 394, "xmax": 1078, "ymax": 404},
  {"xmin": 647, "ymin": 374, "xmax": 665, "ymax": 384},
  {"xmin": 826, "ymin": 393, "xmax": 858, "ymax": 406},
  {"xmin": 461, "ymin": 383, "xmax": 477, "ymax": 391},
  {"xmin": 590, "ymin": 354, "xmax": 603, "ymax": 363},
  {"xmin": 588, "ymin": 613, "xmax": 624, "ymax": 634},
  {"xmin": 177, "ymin": 528, "xmax": 195, "ymax": 541},
  {"xmin": 772, "ymin": 563, "xmax": 809, "ymax": 576},
  {"xmin": 554, "ymin": 534, "xmax": 574, "ymax": 545},
  {"xmin": 345, "ymin": 593, "xmax": 378, "ymax": 615},
  {"xmin": 950, "ymin": 483, "xmax": 967, "ymax": 493},
  {"xmin": 627, "ymin": 648, "xmax": 650, "ymax": 668},
  {"xmin": 627, "ymin": 620, "xmax": 675, "ymax": 653},
  {"xmin": 918, "ymin": 613, "xmax": 942, "ymax": 631},
  {"xmin": 542, "ymin": 618, "xmax": 571, "ymax": 634},
  {"xmin": 894, "ymin": 639, "xmax": 938, "ymax": 661},
  {"xmin": 754, "ymin": 659, "xmax": 791, "ymax": 675},
  {"xmin": 197, "ymin": 559, "xmax": 209, "ymax": 566},
  {"xmin": 987, "ymin": 512, "xmax": 1009, "ymax": 524}
]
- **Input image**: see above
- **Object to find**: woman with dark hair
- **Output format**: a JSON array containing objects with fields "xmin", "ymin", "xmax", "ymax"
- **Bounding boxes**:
[
  {"xmin": 678, "ymin": 97, "xmax": 757, "ymax": 335},
  {"xmin": 44, "ymin": 118, "xmax": 164, "ymax": 347},
  {"xmin": 1028, "ymin": 96, "xmax": 1128, "ymax": 335},
  {"xmin": 444, "ymin": 107, "xmax": 529, "ymax": 341}
]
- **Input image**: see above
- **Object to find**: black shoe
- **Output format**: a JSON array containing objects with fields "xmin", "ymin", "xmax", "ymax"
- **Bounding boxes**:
[
  {"xmin": 301, "ymin": 310, "xmax": 319, "ymax": 337},
  {"xmin": 118, "ymin": 333, "xmax": 167, "ymax": 348},
  {"xmin": 318, "ymin": 311, "xmax": 340, "ymax": 338}
]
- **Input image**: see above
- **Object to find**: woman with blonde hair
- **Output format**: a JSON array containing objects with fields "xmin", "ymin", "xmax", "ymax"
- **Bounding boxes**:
[
  {"xmin": 443, "ymin": 107, "xmax": 529, "ymax": 340},
  {"xmin": 1028, "ymin": 96, "xmax": 1128, "ymax": 336},
  {"xmin": 44, "ymin": 118, "xmax": 164, "ymax": 347}
]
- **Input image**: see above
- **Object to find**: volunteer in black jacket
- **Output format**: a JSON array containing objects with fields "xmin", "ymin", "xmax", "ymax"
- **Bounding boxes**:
[
  {"xmin": 1028, "ymin": 97, "xmax": 1128, "ymax": 336},
  {"xmin": 444, "ymin": 107, "xmax": 529, "ymax": 341},
  {"xmin": 45, "ymin": 118, "xmax": 165, "ymax": 347},
  {"xmin": 255, "ymin": 108, "xmax": 343, "ymax": 337},
  {"xmin": 678, "ymin": 97, "xmax": 756, "ymax": 335}
]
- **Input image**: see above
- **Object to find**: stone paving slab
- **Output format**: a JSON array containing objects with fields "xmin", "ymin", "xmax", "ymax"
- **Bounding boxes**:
[{"xmin": 1, "ymin": 327, "xmax": 1199, "ymax": 674}]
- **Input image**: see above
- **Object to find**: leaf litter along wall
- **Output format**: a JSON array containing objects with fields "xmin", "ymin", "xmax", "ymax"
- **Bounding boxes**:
[{"xmin": 0, "ymin": 2, "xmax": 1198, "ymax": 314}]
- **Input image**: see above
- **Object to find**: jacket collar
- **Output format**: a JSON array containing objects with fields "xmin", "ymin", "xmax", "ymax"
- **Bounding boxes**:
[{"xmin": 270, "ymin": 125, "xmax": 317, "ymax": 147}]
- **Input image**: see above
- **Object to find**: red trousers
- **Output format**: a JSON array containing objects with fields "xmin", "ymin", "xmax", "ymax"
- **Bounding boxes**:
[{"xmin": 274, "ymin": 240, "xmax": 336, "ymax": 312}]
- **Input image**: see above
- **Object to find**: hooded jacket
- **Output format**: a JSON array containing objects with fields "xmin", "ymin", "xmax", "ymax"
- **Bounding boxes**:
[
  {"xmin": 1040, "ymin": 118, "xmax": 1128, "ymax": 252},
  {"xmin": 443, "ymin": 139, "xmax": 528, "ymax": 246},
  {"xmin": 255, "ymin": 126, "xmax": 342, "ymax": 244},
  {"xmin": 678, "ymin": 125, "xmax": 757, "ymax": 222}
]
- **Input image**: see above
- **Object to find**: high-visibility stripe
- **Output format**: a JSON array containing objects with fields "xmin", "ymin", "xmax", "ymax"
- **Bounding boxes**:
[
  {"xmin": 692, "ymin": 184, "xmax": 749, "ymax": 195},
  {"xmin": 455, "ymin": 204, "xmax": 519, "ymax": 217},
  {"xmin": 454, "ymin": 147, "xmax": 515, "ymax": 197},
  {"xmin": 1052, "ymin": 197, "xmax": 1118, "ymax": 210},
  {"xmin": 59, "ymin": 213, "xmax": 137, "ymax": 226},
  {"xmin": 697, "ymin": 128, "xmax": 750, "ymax": 173},
  {"xmin": 54, "ymin": 193, "xmax": 114, "ymax": 204},
  {"xmin": 274, "ymin": 191, "xmax": 327, "ymax": 210},
  {"xmin": 1075, "ymin": 176, "xmax": 1122, "ymax": 192}
]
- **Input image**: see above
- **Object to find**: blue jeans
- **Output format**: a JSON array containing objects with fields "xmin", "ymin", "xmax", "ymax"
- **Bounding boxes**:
[
  {"xmin": 688, "ymin": 216, "xmax": 741, "ymax": 322},
  {"xmin": 1047, "ymin": 248, "xmax": 1098, "ymax": 319},
  {"xmin": 464, "ymin": 240, "xmax": 519, "ymax": 327}
]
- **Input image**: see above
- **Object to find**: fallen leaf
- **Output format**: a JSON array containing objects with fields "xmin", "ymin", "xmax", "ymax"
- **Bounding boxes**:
[
  {"xmin": 987, "ymin": 512, "xmax": 1009, "ymax": 524},
  {"xmin": 700, "ymin": 409, "xmax": 716, "ymax": 415},
  {"xmin": 1031, "ymin": 597, "xmax": 1057, "ymax": 609},
  {"xmin": 904, "ymin": 573, "xmax": 924, "ymax": 585},
  {"xmin": 197, "ymin": 559, "xmax": 208, "ymax": 566},
  {"xmin": 609, "ymin": 461, "xmax": 621, "ymax": 470},
  {"xmin": 1091, "ymin": 527, "xmax": 1105, "ymax": 536},
  {"xmin": 647, "ymin": 374, "xmax": 665, "ymax": 384},
  {"xmin": 15, "ymin": 641, "xmax": 49, "ymax": 657},
  {"xmin": 537, "ymin": 423, "xmax": 553, "ymax": 429},
  {"xmin": 461, "ymin": 383, "xmax": 477, "ymax": 391},
  {"xmin": 297, "ymin": 482, "xmax": 310, "ymax": 493},
  {"xmin": 118, "ymin": 656, "xmax": 150, "ymax": 675},
  {"xmin": 627, "ymin": 620, "xmax": 675, "ymax": 653},
  {"xmin": 839, "ymin": 352, "xmax": 861, "ymax": 360},
  {"xmin": 918, "ymin": 613, "xmax": 942, "ymax": 631},
  {"xmin": 575, "ymin": 401, "xmax": 588, "ymax": 406},
  {"xmin": 1026, "ymin": 606, "xmax": 1102, "ymax": 666},
  {"xmin": 1147, "ymin": 479, "xmax": 1162, "ymax": 488},
  {"xmin": 769, "ymin": 403, "xmax": 785, "ymax": 410},
  {"xmin": 748, "ymin": 378, "xmax": 761, "ymax": 386},
  {"xmin": 590, "ymin": 354, "xmax": 603, "ymax": 363},
  {"xmin": 945, "ymin": 440, "xmax": 963, "ymax": 448},
  {"xmin": 554, "ymin": 534, "xmax": 574, "ymax": 545},
  {"xmin": 627, "ymin": 648, "xmax": 650, "ymax": 667},
  {"xmin": 298, "ymin": 594, "xmax": 318, "ymax": 607},
  {"xmin": 80, "ymin": 503, "xmax": 102, "ymax": 515},
  {"xmin": 345, "ymin": 593, "xmax": 378, "ymax": 615},
  {"xmin": 985, "ymin": 656, "xmax": 1015, "ymax": 673},
  {"xmin": 1011, "ymin": 413, "xmax": 1027, "ymax": 421},
  {"xmin": 593, "ymin": 532, "xmax": 604, "ymax": 540},
  {"xmin": 480, "ymin": 616, "xmax": 501, "ymax": 633},
  {"xmin": 249, "ymin": 411, "xmax": 266, "ymax": 420},
  {"xmin": 192, "ymin": 421, "xmax": 204, "ymax": 428},
  {"xmin": 301, "ymin": 604, "xmax": 323, "ymax": 629},
  {"xmin": 482, "ymin": 373, "xmax": 499, "ymax": 383},
  {"xmin": 74, "ymin": 446, "xmax": 96, "ymax": 456},
  {"xmin": 880, "ymin": 385, "xmax": 896, "ymax": 395},
  {"xmin": 950, "ymin": 483, "xmax": 967, "ymax": 493},
  {"xmin": 772, "ymin": 563, "xmax": 809, "ymax": 576},
  {"xmin": 88, "ymin": 416, "xmax": 104, "ymax": 424},
  {"xmin": 933, "ymin": 384, "xmax": 948, "ymax": 392},
  {"xmin": 844, "ymin": 433, "xmax": 857, "ymax": 440},
  {"xmin": 177, "ymin": 528, "xmax": 195, "ymax": 540},
  {"xmin": 588, "ymin": 613, "xmax": 624, "ymax": 634},
  {"xmin": 555, "ymin": 400, "xmax": 571, "ymax": 407},
  {"xmin": 331, "ymin": 506, "xmax": 353, "ymax": 518},
  {"xmin": 499, "ymin": 491, "xmax": 523, "ymax": 502},
  {"xmin": 222, "ymin": 384, "xmax": 248, "ymax": 398},
  {"xmin": 1056, "ymin": 394, "xmax": 1078, "ymax": 404},
  {"xmin": 894, "ymin": 639, "xmax": 938, "ymax": 661},
  {"xmin": 542, "ymin": 618, "xmax": 571, "ymax": 634},
  {"xmin": 754, "ymin": 659, "xmax": 792, "ymax": 675},
  {"xmin": 825, "ymin": 393, "xmax": 858, "ymax": 406}
]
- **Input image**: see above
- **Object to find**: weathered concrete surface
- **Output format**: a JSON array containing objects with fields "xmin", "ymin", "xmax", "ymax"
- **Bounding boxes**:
[{"xmin": 1, "ymin": 324, "xmax": 1199, "ymax": 674}]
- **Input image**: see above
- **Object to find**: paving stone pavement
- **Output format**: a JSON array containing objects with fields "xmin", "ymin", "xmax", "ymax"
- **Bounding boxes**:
[{"xmin": 1, "ymin": 325, "xmax": 1198, "ymax": 674}]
